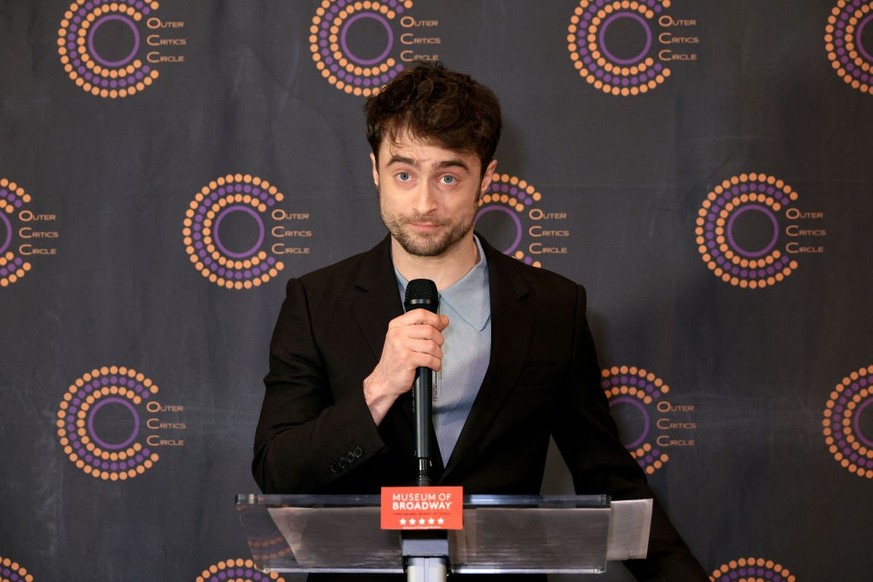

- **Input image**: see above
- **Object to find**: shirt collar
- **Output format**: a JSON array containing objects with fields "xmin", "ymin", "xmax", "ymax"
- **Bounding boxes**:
[{"xmin": 395, "ymin": 236, "xmax": 491, "ymax": 331}]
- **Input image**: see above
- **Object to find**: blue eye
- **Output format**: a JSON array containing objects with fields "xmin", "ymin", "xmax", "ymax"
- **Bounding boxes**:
[
  {"xmin": 397, "ymin": 172, "xmax": 411, "ymax": 182},
  {"xmin": 440, "ymin": 175, "xmax": 457, "ymax": 185}
]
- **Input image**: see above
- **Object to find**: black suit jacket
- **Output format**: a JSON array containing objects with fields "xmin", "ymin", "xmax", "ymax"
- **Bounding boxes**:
[{"xmin": 253, "ymin": 235, "xmax": 706, "ymax": 581}]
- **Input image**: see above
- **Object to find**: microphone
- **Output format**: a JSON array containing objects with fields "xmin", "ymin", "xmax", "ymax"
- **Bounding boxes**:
[{"xmin": 403, "ymin": 278, "xmax": 439, "ymax": 486}]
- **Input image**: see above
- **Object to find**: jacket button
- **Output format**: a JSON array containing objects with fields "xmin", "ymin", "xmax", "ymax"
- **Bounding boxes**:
[
  {"xmin": 353, "ymin": 446, "xmax": 363, "ymax": 457},
  {"xmin": 338, "ymin": 458, "xmax": 348, "ymax": 469}
]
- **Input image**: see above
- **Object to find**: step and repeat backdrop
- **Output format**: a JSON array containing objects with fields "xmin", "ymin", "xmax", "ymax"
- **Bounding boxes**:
[{"xmin": 1, "ymin": 0, "xmax": 872, "ymax": 580}]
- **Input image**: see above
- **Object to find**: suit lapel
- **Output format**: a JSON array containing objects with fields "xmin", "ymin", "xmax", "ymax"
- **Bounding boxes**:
[
  {"xmin": 351, "ymin": 236, "xmax": 404, "ymax": 361},
  {"xmin": 442, "ymin": 241, "xmax": 533, "ymax": 479}
]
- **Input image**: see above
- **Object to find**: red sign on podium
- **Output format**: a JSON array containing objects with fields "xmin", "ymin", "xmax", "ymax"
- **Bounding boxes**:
[{"xmin": 380, "ymin": 486, "xmax": 464, "ymax": 530}]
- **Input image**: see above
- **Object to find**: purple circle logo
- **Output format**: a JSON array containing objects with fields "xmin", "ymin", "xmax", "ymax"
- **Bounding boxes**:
[
  {"xmin": 0, "ymin": 178, "xmax": 34, "ymax": 288},
  {"xmin": 823, "ymin": 364, "xmax": 873, "ymax": 479},
  {"xmin": 711, "ymin": 557, "xmax": 796, "ymax": 581},
  {"xmin": 57, "ymin": 0, "xmax": 161, "ymax": 98},
  {"xmin": 0, "ymin": 556, "xmax": 32, "ymax": 582},
  {"xmin": 695, "ymin": 173, "xmax": 800, "ymax": 289},
  {"xmin": 602, "ymin": 365, "xmax": 670, "ymax": 475},
  {"xmin": 474, "ymin": 173, "xmax": 545, "ymax": 267},
  {"xmin": 183, "ymin": 174, "xmax": 285, "ymax": 290},
  {"xmin": 568, "ymin": 0, "xmax": 671, "ymax": 96},
  {"xmin": 310, "ymin": 0, "xmax": 413, "ymax": 96},
  {"xmin": 825, "ymin": 0, "xmax": 873, "ymax": 95},
  {"xmin": 56, "ymin": 366, "xmax": 161, "ymax": 481},
  {"xmin": 196, "ymin": 558, "xmax": 285, "ymax": 582}
]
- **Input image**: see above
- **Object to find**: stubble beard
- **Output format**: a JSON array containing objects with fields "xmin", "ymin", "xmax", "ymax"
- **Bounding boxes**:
[{"xmin": 382, "ymin": 206, "xmax": 477, "ymax": 257}]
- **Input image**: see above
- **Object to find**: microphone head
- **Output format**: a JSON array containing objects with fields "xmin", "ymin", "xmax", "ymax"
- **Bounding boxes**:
[{"xmin": 404, "ymin": 278, "xmax": 439, "ymax": 314}]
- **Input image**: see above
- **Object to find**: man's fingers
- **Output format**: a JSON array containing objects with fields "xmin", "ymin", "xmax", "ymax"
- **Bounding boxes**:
[
  {"xmin": 386, "ymin": 317, "xmax": 446, "ymax": 346},
  {"xmin": 393, "ymin": 308, "xmax": 448, "ymax": 329}
]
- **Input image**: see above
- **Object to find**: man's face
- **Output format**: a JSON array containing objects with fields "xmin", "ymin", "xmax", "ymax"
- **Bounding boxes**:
[{"xmin": 372, "ymin": 132, "xmax": 497, "ymax": 258}]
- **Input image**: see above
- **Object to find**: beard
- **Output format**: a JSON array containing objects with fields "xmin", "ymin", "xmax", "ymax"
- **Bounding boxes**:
[{"xmin": 382, "ymin": 210, "xmax": 476, "ymax": 257}]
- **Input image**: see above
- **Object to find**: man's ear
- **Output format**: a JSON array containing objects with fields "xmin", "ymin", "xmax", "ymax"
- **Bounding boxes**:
[
  {"xmin": 370, "ymin": 152, "xmax": 379, "ymax": 188},
  {"xmin": 479, "ymin": 159, "xmax": 498, "ymax": 199}
]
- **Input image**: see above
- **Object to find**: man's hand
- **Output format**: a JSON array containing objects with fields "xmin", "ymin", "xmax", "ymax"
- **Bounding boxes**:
[{"xmin": 363, "ymin": 308, "xmax": 449, "ymax": 425}]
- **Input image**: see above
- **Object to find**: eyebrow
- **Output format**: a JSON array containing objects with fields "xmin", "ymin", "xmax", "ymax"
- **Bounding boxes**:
[{"xmin": 386, "ymin": 155, "xmax": 472, "ymax": 173}]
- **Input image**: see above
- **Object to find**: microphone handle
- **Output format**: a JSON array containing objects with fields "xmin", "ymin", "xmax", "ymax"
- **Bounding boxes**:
[{"xmin": 413, "ymin": 366, "xmax": 432, "ymax": 486}]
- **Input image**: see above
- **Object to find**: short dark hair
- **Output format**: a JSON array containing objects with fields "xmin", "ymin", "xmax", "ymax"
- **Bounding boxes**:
[{"xmin": 365, "ymin": 62, "xmax": 502, "ymax": 173}]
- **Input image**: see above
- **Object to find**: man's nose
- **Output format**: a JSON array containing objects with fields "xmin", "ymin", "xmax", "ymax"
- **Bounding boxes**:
[{"xmin": 412, "ymin": 183, "xmax": 439, "ymax": 214}]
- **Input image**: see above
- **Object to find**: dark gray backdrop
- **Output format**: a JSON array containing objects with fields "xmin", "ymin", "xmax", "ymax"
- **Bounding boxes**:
[{"xmin": 2, "ymin": 0, "xmax": 872, "ymax": 580}]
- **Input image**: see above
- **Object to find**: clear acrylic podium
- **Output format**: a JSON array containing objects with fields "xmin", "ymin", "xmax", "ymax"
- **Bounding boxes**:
[{"xmin": 235, "ymin": 494, "xmax": 652, "ymax": 576}]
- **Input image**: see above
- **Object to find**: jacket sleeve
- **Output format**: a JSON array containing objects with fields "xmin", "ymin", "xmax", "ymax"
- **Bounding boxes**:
[
  {"xmin": 251, "ymin": 277, "xmax": 387, "ymax": 493},
  {"xmin": 553, "ymin": 284, "xmax": 708, "ymax": 581}
]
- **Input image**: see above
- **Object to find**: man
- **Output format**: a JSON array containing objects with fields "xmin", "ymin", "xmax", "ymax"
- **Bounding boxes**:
[{"xmin": 252, "ymin": 62, "xmax": 706, "ymax": 581}]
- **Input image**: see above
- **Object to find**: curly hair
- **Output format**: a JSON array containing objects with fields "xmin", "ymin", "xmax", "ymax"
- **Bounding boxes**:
[{"xmin": 365, "ymin": 62, "xmax": 502, "ymax": 174}]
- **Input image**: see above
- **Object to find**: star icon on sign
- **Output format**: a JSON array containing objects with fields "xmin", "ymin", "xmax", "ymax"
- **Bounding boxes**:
[
  {"xmin": 400, "ymin": 518, "xmax": 407, "ymax": 525},
  {"xmin": 428, "ymin": 518, "xmax": 435, "ymax": 525},
  {"xmin": 437, "ymin": 518, "xmax": 444, "ymax": 525},
  {"xmin": 418, "ymin": 518, "xmax": 425, "ymax": 525}
]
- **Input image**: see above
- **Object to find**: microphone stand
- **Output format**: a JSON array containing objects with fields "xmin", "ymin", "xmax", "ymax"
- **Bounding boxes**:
[{"xmin": 403, "ymin": 369, "xmax": 449, "ymax": 582}]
